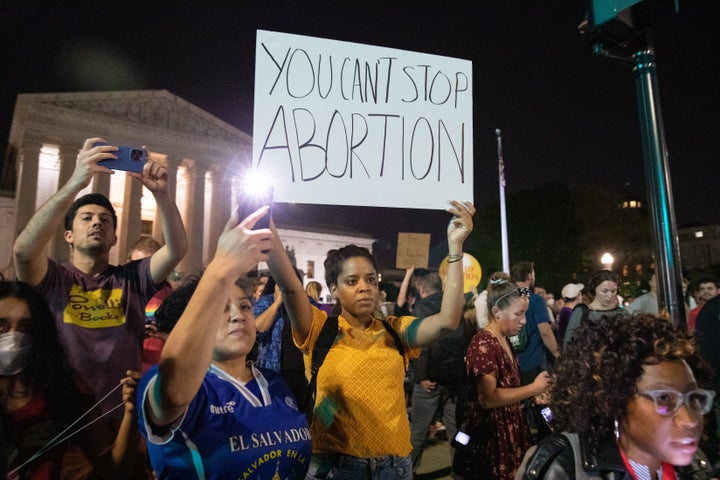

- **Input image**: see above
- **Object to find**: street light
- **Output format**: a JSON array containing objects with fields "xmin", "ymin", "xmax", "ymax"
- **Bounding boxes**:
[{"xmin": 601, "ymin": 252, "xmax": 614, "ymax": 271}]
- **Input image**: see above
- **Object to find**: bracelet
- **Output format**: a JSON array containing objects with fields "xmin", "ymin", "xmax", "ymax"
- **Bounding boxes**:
[{"xmin": 447, "ymin": 253, "xmax": 464, "ymax": 263}]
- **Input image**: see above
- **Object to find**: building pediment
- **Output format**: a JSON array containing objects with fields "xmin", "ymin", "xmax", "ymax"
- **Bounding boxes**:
[{"xmin": 14, "ymin": 90, "xmax": 251, "ymax": 146}]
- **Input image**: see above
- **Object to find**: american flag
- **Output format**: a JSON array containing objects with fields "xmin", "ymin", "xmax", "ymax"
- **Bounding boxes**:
[{"xmin": 496, "ymin": 129, "xmax": 506, "ymax": 188}]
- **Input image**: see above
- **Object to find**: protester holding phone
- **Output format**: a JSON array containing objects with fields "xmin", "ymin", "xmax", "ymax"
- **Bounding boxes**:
[
  {"xmin": 12, "ymin": 137, "xmax": 187, "ymax": 421},
  {"xmin": 266, "ymin": 199, "xmax": 475, "ymax": 480},
  {"xmin": 93, "ymin": 141, "xmax": 147, "ymax": 173},
  {"xmin": 519, "ymin": 313, "xmax": 712, "ymax": 480},
  {"xmin": 136, "ymin": 206, "xmax": 311, "ymax": 479},
  {"xmin": 237, "ymin": 179, "xmax": 273, "ymax": 230},
  {"xmin": 458, "ymin": 277, "xmax": 551, "ymax": 480}
]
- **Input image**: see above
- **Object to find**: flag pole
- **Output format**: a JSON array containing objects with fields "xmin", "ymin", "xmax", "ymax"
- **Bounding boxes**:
[{"xmin": 496, "ymin": 129, "xmax": 510, "ymax": 273}]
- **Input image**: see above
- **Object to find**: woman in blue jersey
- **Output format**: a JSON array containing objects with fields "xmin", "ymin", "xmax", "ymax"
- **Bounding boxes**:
[
  {"xmin": 136, "ymin": 207, "xmax": 311, "ymax": 479},
  {"xmin": 266, "ymin": 200, "xmax": 475, "ymax": 480}
]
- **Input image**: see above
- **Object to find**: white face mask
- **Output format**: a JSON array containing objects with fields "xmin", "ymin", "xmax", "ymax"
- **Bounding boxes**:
[{"xmin": 0, "ymin": 331, "xmax": 33, "ymax": 375}]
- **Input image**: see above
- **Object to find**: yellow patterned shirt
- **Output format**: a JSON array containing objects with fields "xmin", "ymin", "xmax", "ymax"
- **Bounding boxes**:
[{"xmin": 295, "ymin": 307, "xmax": 421, "ymax": 457}]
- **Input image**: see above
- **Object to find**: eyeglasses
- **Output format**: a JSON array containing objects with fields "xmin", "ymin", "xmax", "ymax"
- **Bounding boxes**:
[
  {"xmin": 637, "ymin": 388, "xmax": 716, "ymax": 416},
  {"xmin": 493, "ymin": 287, "xmax": 531, "ymax": 307}
]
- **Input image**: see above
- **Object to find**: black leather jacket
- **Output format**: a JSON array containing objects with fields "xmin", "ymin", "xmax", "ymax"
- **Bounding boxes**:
[{"xmin": 520, "ymin": 433, "xmax": 711, "ymax": 480}]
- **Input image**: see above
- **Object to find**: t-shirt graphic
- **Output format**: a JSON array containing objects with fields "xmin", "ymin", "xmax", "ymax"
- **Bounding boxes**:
[
  {"xmin": 138, "ymin": 365, "xmax": 312, "ymax": 479},
  {"xmin": 64, "ymin": 284, "xmax": 126, "ymax": 328}
]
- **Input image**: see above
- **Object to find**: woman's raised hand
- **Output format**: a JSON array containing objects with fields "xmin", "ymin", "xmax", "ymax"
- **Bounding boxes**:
[
  {"xmin": 212, "ymin": 206, "xmax": 274, "ymax": 279},
  {"xmin": 446, "ymin": 200, "xmax": 475, "ymax": 246}
]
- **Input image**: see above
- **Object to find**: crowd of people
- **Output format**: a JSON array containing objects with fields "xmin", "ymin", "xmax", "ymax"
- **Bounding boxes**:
[{"xmin": 2, "ymin": 136, "xmax": 720, "ymax": 480}]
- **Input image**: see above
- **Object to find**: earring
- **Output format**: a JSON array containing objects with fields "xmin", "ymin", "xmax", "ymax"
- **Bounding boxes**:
[{"xmin": 614, "ymin": 418, "xmax": 620, "ymax": 441}]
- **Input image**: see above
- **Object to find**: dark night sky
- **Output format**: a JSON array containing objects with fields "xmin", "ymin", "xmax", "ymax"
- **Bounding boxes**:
[{"xmin": 2, "ymin": 1, "xmax": 719, "ymax": 253}]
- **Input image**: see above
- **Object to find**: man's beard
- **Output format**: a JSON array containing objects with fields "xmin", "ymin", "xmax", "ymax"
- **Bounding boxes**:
[{"xmin": 75, "ymin": 241, "xmax": 108, "ymax": 255}]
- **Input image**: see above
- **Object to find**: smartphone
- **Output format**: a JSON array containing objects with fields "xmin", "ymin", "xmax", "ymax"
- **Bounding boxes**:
[
  {"xmin": 451, "ymin": 431, "xmax": 471, "ymax": 447},
  {"xmin": 94, "ymin": 142, "xmax": 147, "ymax": 173},
  {"xmin": 237, "ymin": 185, "xmax": 273, "ymax": 230},
  {"xmin": 540, "ymin": 406, "xmax": 555, "ymax": 432}
]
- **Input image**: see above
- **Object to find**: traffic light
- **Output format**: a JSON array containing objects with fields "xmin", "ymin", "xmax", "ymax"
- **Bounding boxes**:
[{"xmin": 585, "ymin": 0, "xmax": 679, "ymax": 49}]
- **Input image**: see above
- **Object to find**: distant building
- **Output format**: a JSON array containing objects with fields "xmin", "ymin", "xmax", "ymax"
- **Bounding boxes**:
[
  {"xmin": 1, "ymin": 90, "xmax": 374, "ymax": 284},
  {"xmin": 268, "ymin": 224, "xmax": 374, "ymax": 302},
  {"xmin": 619, "ymin": 181, "xmax": 643, "ymax": 210},
  {"xmin": 678, "ymin": 224, "xmax": 720, "ymax": 272}
]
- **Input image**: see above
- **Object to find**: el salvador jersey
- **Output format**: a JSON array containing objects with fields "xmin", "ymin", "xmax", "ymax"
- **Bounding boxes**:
[{"xmin": 138, "ymin": 363, "xmax": 311, "ymax": 479}]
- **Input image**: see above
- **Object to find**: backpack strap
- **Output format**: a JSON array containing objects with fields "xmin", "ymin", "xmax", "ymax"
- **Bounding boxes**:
[
  {"xmin": 561, "ymin": 432, "xmax": 585, "ymax": 480},
  {"xmin": 301, "ymin": 316, "xmax": 407, "ymax": 419},
  {"xmin": 561, "ymin": 432, "xmax": 602, "ymax": 480},
  {"xmin": 579, "ymin": 304, "xmax": 590, "ymax": 324},
  {"xmin": 380, "ymin": 319, "xmax": 407, "ymax": 369},
  {"xmin": 301, "ymin": 315, "xmax": 339, "ymax": 419}
]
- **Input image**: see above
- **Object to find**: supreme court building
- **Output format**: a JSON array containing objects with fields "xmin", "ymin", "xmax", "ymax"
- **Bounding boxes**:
[{"xmin": 1, "ymin": 90, "xmax": 373, "ymax": 296}]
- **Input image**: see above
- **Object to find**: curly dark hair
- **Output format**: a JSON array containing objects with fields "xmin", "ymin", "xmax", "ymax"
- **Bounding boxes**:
[
  {"xmin": 324, "ymin": 244, "xmax": 377, "ymax": 287},
  {"xmin": 154, "ymin": 279, "xmax": 199, "ymax": 333},
  {"xmin": 551, "ymin": 312, "xmax": 701, "ymax": 450}
]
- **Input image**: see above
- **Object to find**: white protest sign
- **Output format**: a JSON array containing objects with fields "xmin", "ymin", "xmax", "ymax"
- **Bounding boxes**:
[{"xmin": 253, "ymin": 30, "xmax": 473, "ymax": 210}]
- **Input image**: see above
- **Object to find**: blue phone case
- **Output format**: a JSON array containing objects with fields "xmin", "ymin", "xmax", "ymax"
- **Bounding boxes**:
[{"xmin": 94, "ymin": 142, "xmax": 147, "ymax": 173}]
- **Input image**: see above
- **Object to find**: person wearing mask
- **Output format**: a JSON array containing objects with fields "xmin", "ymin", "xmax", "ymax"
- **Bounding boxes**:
[
  {"xmin": 1, "ymin": 281, "xmax": 139, "ymax": 479},
  {"xmin": 12, "ymin": 138, "xmax": 187, "ymax": 419}
]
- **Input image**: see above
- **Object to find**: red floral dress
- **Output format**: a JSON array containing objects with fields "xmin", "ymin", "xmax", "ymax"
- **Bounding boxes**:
[{"xmin": 464, "ymin": 329, "xmax": 530, "ymax": 480}]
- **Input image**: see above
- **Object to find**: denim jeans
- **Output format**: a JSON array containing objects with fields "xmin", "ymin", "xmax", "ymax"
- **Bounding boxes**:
[{"xmin": 306, "ymin": 453, "xmax": 413, "ymax": 479}]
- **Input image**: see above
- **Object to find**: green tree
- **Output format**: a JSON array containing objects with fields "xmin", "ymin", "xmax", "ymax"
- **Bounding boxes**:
[
  {"xmin": 574, "ymin": 185, "xmax": 653, "ymax": 298},
  {"xmin": 465, "ymin": 181, "xmax": 652, "ymax": 296},
  {"xmin": 466, "ymin": 182, "xmax": 583, "ymax": 294}
]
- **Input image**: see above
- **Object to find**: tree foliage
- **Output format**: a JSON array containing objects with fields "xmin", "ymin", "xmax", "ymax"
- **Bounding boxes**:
[{"xmin": 464, "ymin": 181, "xmax": 652, "ymax": 296}]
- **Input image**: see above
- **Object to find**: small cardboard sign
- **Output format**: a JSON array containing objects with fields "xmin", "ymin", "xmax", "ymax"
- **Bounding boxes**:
[{"xmin": 396, "ymin": 232, "xmax": 431, "ymax": 269}]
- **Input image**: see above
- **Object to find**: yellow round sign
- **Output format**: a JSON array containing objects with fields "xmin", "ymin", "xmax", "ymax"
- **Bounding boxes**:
[{"xmin": 438, "ymin": 253, "xmax": 482, "ymax": 293}]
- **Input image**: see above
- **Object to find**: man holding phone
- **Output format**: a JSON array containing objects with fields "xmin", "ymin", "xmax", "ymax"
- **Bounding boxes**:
[{"xmin": 13, "ymin": 137, "xmax": 188, "ymax": 420}]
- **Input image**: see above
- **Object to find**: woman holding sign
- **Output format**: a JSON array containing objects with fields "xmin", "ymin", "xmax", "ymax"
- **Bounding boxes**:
[{"xmin": 266, "ymin": 200, "xmax": 474, "ymax": 479}]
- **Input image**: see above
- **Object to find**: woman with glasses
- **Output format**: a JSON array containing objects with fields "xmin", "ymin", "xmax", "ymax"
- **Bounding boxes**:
[
  {"xmin": 461, "ymin": 278, "xmax": 552, "ymax": 480},
  {"xmin": 519, "ymin": 313, "xmax": 713, "ymax": 480}
]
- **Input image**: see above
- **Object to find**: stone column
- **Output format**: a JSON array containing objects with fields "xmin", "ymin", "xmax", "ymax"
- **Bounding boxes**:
[
  {"xmin": 207, "ymin": 165, "xmax": 232, "ymax": 258},
  {"xmin": 92, "ymin": 169, "xmax": 111, "ymax": 197},
  {"xmin": 152, "ymin": 155, "xmax": 177, "ymax": 242},
  {"xmin": 117, "ymin": 174, "xmax": 143, "ymax": 261},
  {"xmin": 178, "ymin": 160, "xmax": 205, "ymax": 275},
  {"xmin": 51, "ymin": 144, "xmax": 80, "ymax": 262},
  {"xmin": 13, "ymin": 140, "xmax": 42, "ymax": 240}
]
